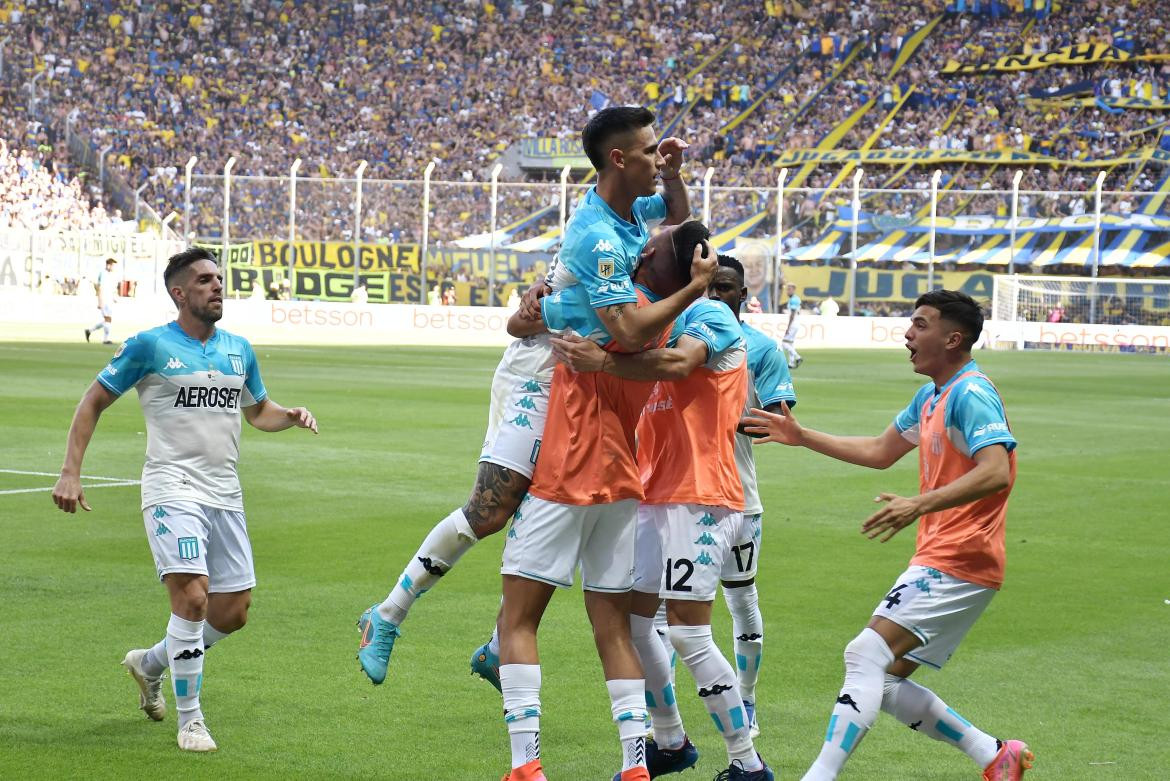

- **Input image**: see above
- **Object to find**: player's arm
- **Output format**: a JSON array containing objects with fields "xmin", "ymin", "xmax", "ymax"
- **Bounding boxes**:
[
  {"xmin": 742, "ymin": 408, "xmax": 916, "ymax": 470},
  {"xmin": 52, "ymin": 381, "xmax": 119, "ymax": 513},
  {"xmin": 658, "ymin": 136, "xmax": 691, "ymax": 226},
  {"xmin": 860, "ymin": 444, "xmax": 1012, "ymax": 543},
  {"xmin": 243, "ymin": 399, "xmax": 318, "ymax": 433},
  {"xmin": 507, "ymin": 308, "xmax": 548, "ymax": 338},
  {"xmin": 553, "ymin": 331, "xmax": 708, "ymax": 381},
  {"xmin": 596, "ymin": 242, "xmax": 716, "ymax": 352}
]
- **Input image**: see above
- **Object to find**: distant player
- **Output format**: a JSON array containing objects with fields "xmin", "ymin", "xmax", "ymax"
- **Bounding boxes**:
[
  {"xmin": 744, "ymin": 290, "xmax": 1032, "ymax": 781},
  {"xmin": 53, "ymin": 247, "xmax": 318, "ymax": 753},
  {"xmin": 781, "ymin": 281, "xmax": 803, "ymax": 369},
  {"xmin": 706, "ymin": 256, "xmax": 797, "ymax": 738},
  {"xmin": 86, "ymin": 257, "xmax": 118, "ymax": 344},
  {"xmin": 552, "ymin": 260, "xmax": 776, "ymax": 781}
]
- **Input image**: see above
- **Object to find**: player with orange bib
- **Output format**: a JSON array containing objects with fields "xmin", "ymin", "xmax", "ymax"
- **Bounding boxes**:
[{"xmin": 744, "ymin": 289, "xmax": 1032, "ymax": 781}]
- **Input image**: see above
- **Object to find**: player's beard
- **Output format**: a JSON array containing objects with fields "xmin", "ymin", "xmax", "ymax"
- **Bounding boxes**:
[{"xmin": 191, "ymin": 301, "xmax": 224, "ymax": 325}]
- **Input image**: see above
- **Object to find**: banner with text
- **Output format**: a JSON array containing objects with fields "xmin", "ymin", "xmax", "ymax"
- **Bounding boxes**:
[
  {"xmin": 519, "ymin": 138, "xmax": 592, "ymax": 171},
  {"xmin": 941, "ymin": 43, "xmax": 1170, "ymax": 75},
  {"xmin": 773, "ymin": 146, "xmax": 1170, "ymax": 168}
]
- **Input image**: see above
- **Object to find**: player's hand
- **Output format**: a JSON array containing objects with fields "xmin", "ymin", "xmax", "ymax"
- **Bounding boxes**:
[
  {"xmin": 688, "ymin": 240, "xmax": 717, "ymax": 290},
  {"xmin": 286, "ymin": 406, "xmax": 318, "ymax": 434},
  {"xmin": 551, "ymin": 331, "xmax": 607, "ymax": 373},
  {"xmin": 52, "ymin": 473, "xmax": 91, "ymax": 513},
  {"xmin": 519, "ymin": 280, "xmax": 551, "ymax": 321},
  {"xmin": 658, "ymin": 136, "xmax": 689, "ymax": 180},
  {"xmin": 742, "ymin": 402, "xmax": 801, "ymax": 445},
  {"xmin": 861, "ymin": 493, "xmax": 922, "ymax": 543}
]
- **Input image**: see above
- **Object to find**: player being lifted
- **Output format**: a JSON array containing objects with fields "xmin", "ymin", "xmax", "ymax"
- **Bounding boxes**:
[
  {"xmin": 53, "ymin": 248, "xmax": 317, "ymax": 753},
  {"xmin": 354, "ymin": 107, "xmax": 696, "ymax": 700},
  {"xmin": 744, "ymin": 290, "xmax": 1032, "ymax": 781}
]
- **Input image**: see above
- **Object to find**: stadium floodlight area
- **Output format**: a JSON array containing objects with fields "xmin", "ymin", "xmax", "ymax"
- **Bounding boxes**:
[{"xmin": 992, "ymin": 274, "xmax": 1170, "ymax": 351}]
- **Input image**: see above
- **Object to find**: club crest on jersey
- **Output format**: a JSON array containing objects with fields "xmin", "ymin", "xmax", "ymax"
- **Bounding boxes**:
[
  {"xmin": 228, "ymin": 354, "xmax": 245, "ymax": 374},
  {"xmin": 113, "ymin": 342, "xmax": 127, "ymax": 358},
  {"xmin": 598, "ymin": 258, "xmax": 615, "ymax": 279}
]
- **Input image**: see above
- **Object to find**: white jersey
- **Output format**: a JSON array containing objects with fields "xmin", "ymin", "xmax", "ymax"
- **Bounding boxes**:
[
  {"xmin": 96, "ymin": 268, "xmax": 118, "ymax": 306},
  {"xmin": 97, "ymin": 322, "xmax": 267, "ymax": 511}
]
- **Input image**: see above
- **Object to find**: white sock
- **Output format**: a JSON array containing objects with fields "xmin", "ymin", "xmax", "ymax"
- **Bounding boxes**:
[
  {"xmin": 166, "ymin": 613, "xmax": 206, "ymax": 730},
  {"xmin": 801, "ymin": 627, "xmax": 895, "ymax": 781},
  {"xmin": 630, "ymin": 614, "xmax": 685, "ymax": 749},
  {"xmin": 607, "ymin": 678, "xmax": 649, "ymax": 772},
  {"xmin": 881, "ymin": 675, "xmax": 1000, "ymax": 767},
  {"xmin": 501, "ymin": 663, "xmax": 541, "ymax": 769},
  {"xmin": 101, "ymin": 322, "xmax": 111, "ymax": 341},
  {"xmin": 670, "ymin": 624, "xmax": 761, "ymax": 772},
  {"xmin": 652, "ymin": 603, "xmax": 677, "ymax": 682},
  {"xmin": 488, "ymin": 624, "xmax": 501, "ymax": 657},
  {"xmin": 724, "ymin": 584, "xmax": 764, "ymax": 704},
  {"xmin": 142, "ymin": 622, "xmax": 233, "ymax": 678},
  {"xmin": 379, "ymin": 509, "xmax": 477, "ymax": 625}
]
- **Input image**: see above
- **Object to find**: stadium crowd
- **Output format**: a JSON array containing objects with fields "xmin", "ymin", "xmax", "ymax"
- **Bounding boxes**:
[{"xmin": 0, "ymin": 0, "xmax": 1167, "ymax": 265}]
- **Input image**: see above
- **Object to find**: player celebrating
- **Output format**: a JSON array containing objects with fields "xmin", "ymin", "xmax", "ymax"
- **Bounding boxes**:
[
  {"xmin": 354, "ymin": 106, "xmax": 695, "ymax": 694},
  {"xmin": 86, "ymin": 257, "xmax": 118, "ymax": 344},
  {"xmin": 553, "ymin": 255, "xmax": 776, "ymax": 781},
  {"xmin": 743, "ymin": 290, "xmax": 1032, "ymax": 781},
  {"xmin": 53, "ymin": 247, "xmax": 318, "ymax": 753},
  {"xmin": 706, "ymin": 256, "xmax": 797, "ymax": 739}
]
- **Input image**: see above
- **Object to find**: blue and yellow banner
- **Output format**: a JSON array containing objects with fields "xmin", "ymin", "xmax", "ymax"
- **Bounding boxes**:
[
  {"xmin": 519, "ymin": 138, "xmax": 591, "ymax": 170},
  {"xmin": 773, "ymin": 146, "xmax": 1170, "ymax": 168}
]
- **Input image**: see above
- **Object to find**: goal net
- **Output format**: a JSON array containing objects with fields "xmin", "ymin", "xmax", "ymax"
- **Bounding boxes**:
[{"xmin": 990, "ymin": 274, "xmax": 1170, "ymax": 352}]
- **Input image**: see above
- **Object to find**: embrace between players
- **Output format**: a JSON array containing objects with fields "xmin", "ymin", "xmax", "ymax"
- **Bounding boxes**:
[{"xmin": 53, "ymin": 106, "xmax": 1031, "ymax": 781}]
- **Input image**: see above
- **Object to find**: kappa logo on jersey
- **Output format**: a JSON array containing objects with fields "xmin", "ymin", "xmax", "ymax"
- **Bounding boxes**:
[
  {"xmin": 515, "ymin": 396, "xmax": 537, "ymax": 411},
  {"xmin": 598, "ymin": 258, "xmax": 615, "ymax": 278},
  {"xmin": 697, "ymin": 513, "xmax": 717, "ymax": 527},
  {"xmin": 228, "ymin": 353, "xmax": 245, "ymax": 375},
  {"xmin": 152, "ymin": 506, "xmax": 168, "ymax": 520},
  {"xmin": 521, "ymin": 380, "xmax": 542, "ymax": 393},
  {"xmin": 154, "ymin": 522, "xmax": 170, "ymax": 537},
  {"xmin": 592, "ymin": 238, "xmax": 615, "ymax": 254},
  {"xmin": 695, "ymin": 551, "xmax": 715, "ymax": 566},
  {"xmin": 694, "ymin": 532, "xmax": 717, "ymax": 546},
  {"xmin": 510, "ymin": 413, "xmax": 533, "ymax": 429},
  {"xmin": 165, "ymin": 357, "xmax": 187, "ymax": 370}
]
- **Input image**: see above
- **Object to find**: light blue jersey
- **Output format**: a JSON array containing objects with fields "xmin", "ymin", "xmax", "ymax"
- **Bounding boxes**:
[
  {"xmin": 894, "ymin": 360, "xmax": 1017, "ymax": 457},
  {"xmin": 668, "ymin": 298, "xmax": 745, "ymax": 370},
  {"xmin": 98, "ymin": 322, "xmax": 267, "ymax": 511},
  {"xmin": 735, "ymin": 321, "xmax": 797, "ymax": 515},
  {"xmin": 550, "ymin": 187, "xmax": 667, "ymax": 307}
]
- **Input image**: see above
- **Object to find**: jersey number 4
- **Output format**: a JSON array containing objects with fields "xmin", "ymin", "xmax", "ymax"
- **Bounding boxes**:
[{"xmin": 883, "ymin": 584, "xmax": 909, "ymax": 610}]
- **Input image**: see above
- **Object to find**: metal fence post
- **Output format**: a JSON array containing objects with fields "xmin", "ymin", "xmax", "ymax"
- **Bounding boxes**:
[
  {"xmin": 702, "ymin": 166, "xmax": 715, "ymax": 226},
  {"xmin": 353, "ymin": 160, "xmax": 367, "ymax": 292},
  {"xmin": 489, "ymin": 163, "xmax": 503, "ymax": 305},
  {"xmin": 1009, "ymin": 169, "xmax": 1023, "ymax": 275},
  {"xmin": 1091, "ymin": 171, "xmax": 1106, "ymax": 323},
  {"xmin": 222, "ymin": 157, "xmax": 236, "ymax": 269},
  {"xmin": 928, "ymin": 169, "xmax": 941, "ymax": 292},
  {"xmin": 183, "ymin": 156, "xmax": 197, "ymax": 242},
  {"xmin": 849, "ymin": 168, "xmax": 863, "ymax": 316},
  {"xmin": 288, "ymin": 158, "xmax": 301, "ymax": 298},
  {"xmin": 559, "ymin": 164, "xmax": 571, "ymax": 237},
  {"xmin": 421, "ymin": 159, "xmax": 437, "ymax": 304},
  {"xmin": 773, "ymin": 168, "xmax": 788, "ymax": 313}
]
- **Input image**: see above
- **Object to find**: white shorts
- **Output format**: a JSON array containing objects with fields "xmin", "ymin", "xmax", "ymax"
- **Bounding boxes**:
[
  {"xmin": 872, "ymin": 565, "xmax": 995, "ymax": 670},
  {"xmin": 783, "ymin": 322, "xmax": 798, "ymax": 343},
  {"xmin": 99, "ymin": 304, "xmax": 113, "ymax": 318},
  {"xmin": 721, "ymin": 512, "xmax": 762, "ymax": 582},
  {"xmin": 634, "ymin": 504, "xmax": 741, "ymax": 602},
  {"xmin": 501, "ymin": 495, "xmax": 637, "ymax": 592},
  {"xmin": 479, "ymin": 363, "xmax": 549, "ymax": 479},
  {"xmin": 143, "ymin": 500, "xmax": 256, "ymax": 593}
]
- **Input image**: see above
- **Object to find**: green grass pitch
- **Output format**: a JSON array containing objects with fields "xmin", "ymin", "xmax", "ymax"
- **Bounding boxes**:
[{"xmin": 1, "ymin": 342, "xmax": 1167, "ymax": 780}]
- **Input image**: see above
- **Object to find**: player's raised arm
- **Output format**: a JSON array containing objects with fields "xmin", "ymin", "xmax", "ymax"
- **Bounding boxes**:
[
  {"xmin": 743, "ymin": 409, "xmax": 915, "ymax": 470},
  {"xmin": 52, "ymin": 380, "xmax": 119, "ymax": 513},
  {"xmin": 657, "ymin": 136, "xmax": 691, "ymax": 226}
]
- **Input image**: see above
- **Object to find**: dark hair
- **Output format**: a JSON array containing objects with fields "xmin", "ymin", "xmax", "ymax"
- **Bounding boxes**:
[
  {"xmin": 671, "ymin": 220, "xmax": 711, "ymax": 280},
  {"xmin": 164, "ymin": 247, "xmax": 218, "ymax": 290},
  {"xmin": 915, "ymin": 289, "xmax": 983, "ymax": 350},
  {"xmin": 716, "ymin": 254, "xmax": 744, "ymax": 282},
  {"xmin": 581, "ymin": 106, "xmax": 655, "ymax": 170}
]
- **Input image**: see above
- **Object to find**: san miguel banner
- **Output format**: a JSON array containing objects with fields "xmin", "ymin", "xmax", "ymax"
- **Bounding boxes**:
[
  {"xmin": 772, "ymin": 146, "xmax": 1170, "ymax": 168},
  {"xmin": 941, "ymin": 43, "xmax": 1170, "ymax": 75}
]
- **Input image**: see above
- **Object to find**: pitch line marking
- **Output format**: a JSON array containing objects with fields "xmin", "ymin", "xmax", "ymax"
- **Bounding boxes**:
[
  {"xmin": 0, "ymin": 480, "xmax": 141, "ymax": 495},
  {"xmin": 0, "ymin": 469, "xmax": 136, "ymax": 482}
]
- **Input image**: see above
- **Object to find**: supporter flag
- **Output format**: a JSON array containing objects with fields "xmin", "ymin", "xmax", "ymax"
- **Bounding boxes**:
[
  {"xmin": 589, "ymin": 90, "xmax": 612, "ymax": 111},
  {"xmin": 1095, "ymin": 97, "xmax": 1124, "ymax": 115}
]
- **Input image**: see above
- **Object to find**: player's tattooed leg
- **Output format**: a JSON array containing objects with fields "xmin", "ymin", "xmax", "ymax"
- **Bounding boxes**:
[{"xmin": 463, "ymin": 463, "xmax": 530, "ymax": 539}]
